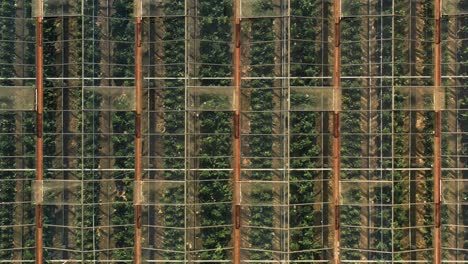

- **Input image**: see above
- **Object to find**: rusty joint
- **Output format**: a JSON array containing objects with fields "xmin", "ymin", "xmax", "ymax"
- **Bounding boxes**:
[
  {"xmin": 333, "ymin": 113, "xmax": 340, "ymax": 138},
  {"xmin": 435, "ymin": 19, "xmax": 441, "ymax": 44},
  {"xmin": 435, "ymin": 201, "xmax": 441, "ymax": 228},
  {"xmin": 36, "ymin": 20, "xmax": 43, "ymax": 47},
  {"xmin": 36, "ymin": 205, "xmax": 43, "ymax": 228},
  {"xmin": 235, "ymin": 23, "xmax": 241, "ymax": 48},
  {"xmin": 334, "ymin": 23, "xmax": 340, "ymax": 47},
  {"xmin": 135, "ymin": 114, "xmax": 141, "ymax": 138},
  {"xmin": 234, "ymin": 114, "xmax": 240, "ymax": 139},
  {"xmin": 334, "ymin": 204, "xmax": 340, "ymax": 230},
  {"xmin": 235, "ymin": 205, "xmax": 241, "ymax": 229},
  {"xmin": 434, "ymin": 111, "xmax": 441, "ymax": 137},
  {"xmin": 36, "ymin": 113, "xmax": 43, "ymax": 138},
  {"xmin": 136, "ymin": 21, "xmax": 142, "ymax": 47},
  {"xmin": 136, "ymin": 205, "xmax": 142, "ymax": 229}
]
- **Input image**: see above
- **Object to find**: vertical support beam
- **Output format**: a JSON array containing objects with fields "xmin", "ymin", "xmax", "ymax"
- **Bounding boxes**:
[
  {"xmin": 433, "ymin": 0, "xmax": 442, "ymax": 262},
  {"xmin": 233, "ymin": 0, "xmax": 241, "ymax": 263},
  {"xmin": 35, "ymin": 11, "xmax": 44, "ymax": 264},
  {"xmin": 333, "ymin": 1, "xmax": 341, "ymax": 263},
  {"xmin": 134, "ymin": 1, "xmax": 143, "ymax": 263}
]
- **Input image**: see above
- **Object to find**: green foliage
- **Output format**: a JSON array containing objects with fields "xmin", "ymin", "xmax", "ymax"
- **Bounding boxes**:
[{"xmin": 0, "ymin": 0, "xmax": 467, "ymax": 262}]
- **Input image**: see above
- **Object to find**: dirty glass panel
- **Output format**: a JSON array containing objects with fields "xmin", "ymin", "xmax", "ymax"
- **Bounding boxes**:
[
  {"xmin": 33, "ymin": 0, "xmax": 82, "ymax": 17},
  {"xmin": 0, "ymin": 87, "xmax": 35, "ymax": 111}
]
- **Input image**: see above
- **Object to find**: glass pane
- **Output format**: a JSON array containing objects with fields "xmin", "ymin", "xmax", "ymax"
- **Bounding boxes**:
[
  {"xmin": 240, "ymin": 181, "xmax": 287, "ymax": 205},
  {"xmin": 394, "ymin": 87, "xmax": 440, "ymax": 110},
  {"xmin": 142, "ymin": 250, "xmax": 185, "ymax": 262},
  {"xmin": 241, "ymin": 248, "xmax": 285, "ymax": 262},
  {"xmin": 185, "ymin": 226, "xmax": 232, "ymax": 249},
  {"xmin": 188, "ymin": 86, "xmax": 235, "ymax": 111},
  {"xmin": 143, "ymin": 205, "xmax": 185, "ymax": 228},
  {"xmin": 240, "ymin": 0, "xmax": 287, "ymax": 18},
  {"xmin": 33, "ymin": 0, "xmax": 82, "ymax": 17},
  {"xmin": 341, "ymin": 0, "xmax": 393, "ymax": 17},
  {"xmin": 140, "ymin": 0, "xmax": 185, "ymax": 17},
  {"xmin": 290, "ymin": 87, "xmax": 335, "ymax": 111},
  {"xmin": 83, "ymin": 87, "xmax": 135, "ymax": 111},
  {"xmin": 137, "ymin": 180, "xmax": 185, "ymax": 205},
  {"xmin": 341, "ymin": 181, "xmax": 393, "ymax": 205},
  {"xmin": 342, "ymin": 226, "xmax": 393, "ymax": 250},
  {"xmin": 393, "ymin": 226, "xmax": 434, "ymax": 252}
]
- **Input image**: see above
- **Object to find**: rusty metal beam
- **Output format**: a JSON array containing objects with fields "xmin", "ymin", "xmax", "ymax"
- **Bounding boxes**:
[
  {"xmin": 333, "ymin": 1, "xmax": 341, "ymax": 263},
  {"xmin": 35, "ymin": 14, "xmax": 44, "ymax": 264},
  {"xmin": 233, "ymin": 0, "xmax": 241, "ymax": 262},
  {"xmin": 433, "ymin": 0, "xmax": 442, "ymax": 262},
  {"xmin": 134, "ymin": 4, "xmax": 143, "ymax": 262}
]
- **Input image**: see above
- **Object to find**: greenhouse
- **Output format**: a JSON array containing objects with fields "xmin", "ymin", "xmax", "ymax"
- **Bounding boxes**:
[{"xmin": 0, "ymin": 0, "xmax": 466, "ymax": 263}]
